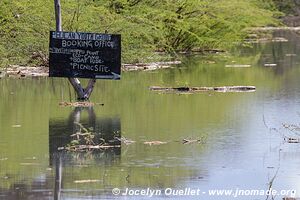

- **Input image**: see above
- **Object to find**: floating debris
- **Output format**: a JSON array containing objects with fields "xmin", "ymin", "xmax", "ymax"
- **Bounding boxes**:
[
  {"xmin": 245, "ymin": 37, "xmax": 288, "ymax": 43},
  {"xmin": 182, "ymin": 137, "xmax": 205, "ymax": 145},
  {"xmin": 150, "ymin": 86, "xmax": 256, "ymax": 93},
  {"xmin": 282, "ymin": 198, "xmax": 298, "ymax": 200},
  {"xmin": 59, "ymin": 101, "xmax": 104, "ymax": 107},
  {"xmin": 203, "ymin": 60, "xmax": 216, "ymax": 64},
  {"xmin": 24, "ymin": 157, "xmax": 37, "ymax": 160},
  {"xmin": 264, "ymin": 63, "xmax": 277, "ymax": 67},
  {"xmin": 0, "ymin": 158, "xmax": 8, "ymax": 161},
  {"xmin": 144, "ymin": 141, "xmax": 168, "ymax": 146},
  {"xmin": 20, "ymin": 163, "xmax": 40, "ymax": 166},
  {"xmin": 61, "ymin": 144, "xmax": 121, "ymax": 151},
  {"xmin": 122, "ymin": 61, "xmax": 181, "ymax": 71},
  {"xmin": 115, "ymin": 136, "xmax": 136, "ymax": 145},
  {"xmin": 272, "ymin": 37, "xmax": 288, "ymax": 42},
  {"xmin": 286, "ymin": 54, "xmax": 297, "ymax": 57},
  {"xmin": 201, "ymin": 49, "xmax": 225, "ymax": 54},
  {"xmin": 225, "ymin": 64, "xmax": 251, "ymax": 68},
  {"xmin": 60, "ymin": 122, "xmax": 121, "ymax": 152},
  {"xmin": 74, "ymin": 180, "xmax": 102, "ymax": 184},
  {"xmin": 11, "ymin": 125, "xmax": 21, "ymax": 128}
]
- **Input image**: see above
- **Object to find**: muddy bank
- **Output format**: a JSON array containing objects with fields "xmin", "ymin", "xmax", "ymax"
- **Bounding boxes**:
[
  {"xmin": 0, "ymin": 65, "xmax": 49, "ymax": 78},
  {"xmin": 250, "ymin": 27, "xmax": 300, "ymax": 31},
  {"xmin": 0, "ymin": 61, "xmax": 181, "ymax": 78}
]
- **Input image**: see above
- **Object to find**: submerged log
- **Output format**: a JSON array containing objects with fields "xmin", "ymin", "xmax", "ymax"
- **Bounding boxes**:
[{"xmin": 150, "ymin": 86, "xmax": 256, "ymax": 93}]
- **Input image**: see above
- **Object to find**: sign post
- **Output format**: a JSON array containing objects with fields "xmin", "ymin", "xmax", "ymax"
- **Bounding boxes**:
[{"xmin": 52, "ymin": 0, "xmax": 121, "ymax": 100}]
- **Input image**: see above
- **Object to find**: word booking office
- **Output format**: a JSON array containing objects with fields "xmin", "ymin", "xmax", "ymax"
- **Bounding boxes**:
[{"xmin": 49, "ymin": 31, "xmax": 121, "ymax": 80}]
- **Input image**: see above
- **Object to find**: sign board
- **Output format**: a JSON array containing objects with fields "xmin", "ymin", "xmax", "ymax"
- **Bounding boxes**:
[{"xmin": 49, "ymin": 31, "xmax": 121, "ymax": 79}]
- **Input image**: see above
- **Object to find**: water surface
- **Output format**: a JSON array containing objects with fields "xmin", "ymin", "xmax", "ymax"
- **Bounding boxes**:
[{"xmin": 1, "ymin": 30, "xmax": 300, "ymax": 200}]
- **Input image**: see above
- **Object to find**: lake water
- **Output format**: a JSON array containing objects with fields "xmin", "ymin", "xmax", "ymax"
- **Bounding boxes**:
[{"xmin": 1, "ymin": 31, "xmax": 300, "ymax": 200}]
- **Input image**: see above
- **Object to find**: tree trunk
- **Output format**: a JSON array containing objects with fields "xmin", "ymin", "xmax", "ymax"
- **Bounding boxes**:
[{"xmin": 54, "ymin": 0, "xmax": 96, "ymax": 100}]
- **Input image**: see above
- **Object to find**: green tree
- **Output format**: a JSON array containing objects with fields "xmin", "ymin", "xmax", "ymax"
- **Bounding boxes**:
[{"xmin": 0, "ymin": 0, "xmax": 279, "ymax": 66}]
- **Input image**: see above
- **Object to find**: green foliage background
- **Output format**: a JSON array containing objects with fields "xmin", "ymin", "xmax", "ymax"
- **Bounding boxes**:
[{"xmin": 0, "ymin": 0, "xmax": 281, "ymax": 66}]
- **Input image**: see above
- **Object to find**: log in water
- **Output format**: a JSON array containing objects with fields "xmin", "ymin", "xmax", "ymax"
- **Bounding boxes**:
[{"xmin": 150, "ymin": 86, "xmax": 256, "ymax": 93}]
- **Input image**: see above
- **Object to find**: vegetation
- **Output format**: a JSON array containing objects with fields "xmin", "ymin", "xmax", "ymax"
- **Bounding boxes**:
[{"xmin": 0, "ymin": 0, "xmax": 281, "ymax": 67}]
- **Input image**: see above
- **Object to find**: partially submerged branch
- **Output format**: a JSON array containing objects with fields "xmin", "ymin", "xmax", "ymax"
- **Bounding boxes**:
[
  {"xmin": 150, "ymin": 86, "xmax": 256, "ymax": 93},
  {"xmin": 59, "ymin": 123, "xmax": 206, "ymax": 152},
  {"xmin": 182, "ymin": 137, "xmax": 205, "ymax": 144},
  {"xmin": 115, "ymin": 136, "xmax": 136, "ymax": 145},
  {"xmin": 143, "ymin": 141, "xmax": 168, "ymax": 146},
  {"xmin": 61, "ymin": 144, "xmax": 121, "ymax": 152},
  {"xmin": 59, "ymin": 101, "xmax": 104, "ymax": 107}
]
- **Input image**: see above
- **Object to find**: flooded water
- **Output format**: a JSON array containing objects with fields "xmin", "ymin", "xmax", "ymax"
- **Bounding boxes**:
[{"xmin": 1, "ymin": 30, "xmax": 300, "ymax": 200}]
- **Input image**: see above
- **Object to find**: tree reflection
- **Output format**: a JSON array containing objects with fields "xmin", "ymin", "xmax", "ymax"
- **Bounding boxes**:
[{"xmin": 49, "ymin": 106, "xmax": 121, "ymax": 200}]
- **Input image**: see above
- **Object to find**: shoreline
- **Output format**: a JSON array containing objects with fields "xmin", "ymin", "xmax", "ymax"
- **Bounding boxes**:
[
  {"xmin": 249, "ymin": 26, "xmax": 300, "ymax": 31},
  {"xmin": 2, "ymin": 27, "xmax": 299, "ymax": 79},
  {"xmin": 0, "ymin": 61, "xmax": 182, "ymax": 78}
]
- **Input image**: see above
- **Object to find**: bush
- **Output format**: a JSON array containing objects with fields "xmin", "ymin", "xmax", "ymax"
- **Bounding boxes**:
[{"xmin": 0, "ymin": 0, "xmax": 279, "ymax": 67}]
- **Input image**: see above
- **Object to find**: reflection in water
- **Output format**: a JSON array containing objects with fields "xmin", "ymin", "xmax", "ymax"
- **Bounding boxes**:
[
  {"xmin": 257, "ymin": 31, "xmax": 300, "ymax": 75},
  {"xmin": 49, "ymin": 107, "xmax": 121, "ymax": 165},
  {"xmin": 49, "ymin": 107, "xmax": 121, "ymax": 200}
]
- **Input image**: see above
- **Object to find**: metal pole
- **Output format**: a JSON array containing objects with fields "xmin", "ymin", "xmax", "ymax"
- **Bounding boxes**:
[{"xmin": 54, "ymin": 0, "xmax": 62, "ymax": 31}]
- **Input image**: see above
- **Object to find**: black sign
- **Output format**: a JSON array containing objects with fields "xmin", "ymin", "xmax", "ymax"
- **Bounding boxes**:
[{"xmin": 49, "ymin": 31, "xmax": 121, "ymax": 79}]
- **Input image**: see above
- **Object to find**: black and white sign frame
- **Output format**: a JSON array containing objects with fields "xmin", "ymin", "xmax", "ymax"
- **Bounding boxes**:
[{"xmin": 49, "ymin": 31, "xmax": 121, "ymax": 80}]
